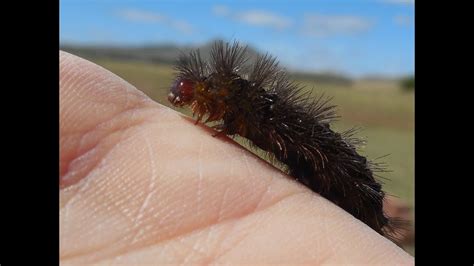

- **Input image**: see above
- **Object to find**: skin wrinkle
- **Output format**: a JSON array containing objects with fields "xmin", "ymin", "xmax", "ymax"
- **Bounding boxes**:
[
  {"xmin": 211, "ymin": 215, "xmax": 265, "ymax": 263},
  {"xmin": 61, "ymin": 124, "xmax": 125, "ymax": 188},
  {"xmin": 62, "ymin": 196, "xmax": 125, "ymax": 260},
  {"xmin": 61, "ymin": 98, "xmax": 87, "ymax": 136},
  {"xmin": 213, "ymin": 139, "xmax": 245, "ymax": 221},
  {"xmin": 108, "ymin": 143, "xmax": 146, "ymax": 216},
  {"xmin": 214, "ymin": 144, "xmax": 235, "ymax": 223},
  {"xmin": 181, "ymin": 232, "xmax": 208, "ymax": 264},
  {"xmin": 215, "ymin": 137, "xmax": 288, "ymax": 210},
  {"xmin": 210, "ymin": 185, "xmax": 254, "ymax": 261},
  {"xmin": 173, "ymin": 239, "xmax": 208, "ymax": 266},
  {"xmin": 106, "ymin": 194, "xmax": 137, "ymax": 226},
  {"xmin": 198, "ymin": 224, "xmax": 222, "ymax": 256},
  {"xmin": 216, "ymin": 185, "xmax": 230, "ymax": 223},
  {"xmin": 60, "ymin": 105, "xmax": 159, "ymax": 188},
  {"xmin": 215, "ymin": 224, "xmax": 241, "ymax": 259},
  {"xmin": 176, "ymin": 234, "xmax": 213, "ymax": 265},
  {"xmin": 241, "ymin": 150, "xmax": 252, "ymax": 176},
  {"xmin": 74, "ymin": 75, "xmax": 105, "ymax": 101},
  {"xmin": 193, "ymin": 223, "xmax": 216, "ymax": 257},
  {"xmin": 214, "ymin": 139, "xmax": 237, "ymax": 223},
  {"xmin": 102, "ymin": 142, "xmax": 146, "ymax": 206},
  {"xmin": 252, "ymin": 161, "xmax": 275, "ymax": 211},
  {"xmin": 128, "ymin": 131, "xmax": 163, "ymax": 246},
  {"xmin": 59, "ymin": 136, "xmax": 78, "ymax": 178},
  {"xmin": 60, "ymin": 162, "xmax": 95, "ymax": 209},
  {"xmin": 154, "ymin": 178, "xmax": 190, "ymax": 242},
  {"xmin": 65, "ymin": 87, "xmax": 126, "ymax": 130},
  {"xmin": 101, "ymin": 133, "xmax": 162, "ymax": 224},
  {"xmin": 255, "ymin": 179, "xmax": 274, "ymax": 212},
  {"xmin": 61, "ymin": 69, "xmax": 89, "ymax": 102},
  {"xmin": 132, "ymin": 132, "xmax": 159, "ymax": 227},
  {"xmin": 59, "ymin": 58, "xmax": 74, "ymax": 87},
  {"xmin": 61, "ymin": 134, "xmax": 103, "ymax": 186}
]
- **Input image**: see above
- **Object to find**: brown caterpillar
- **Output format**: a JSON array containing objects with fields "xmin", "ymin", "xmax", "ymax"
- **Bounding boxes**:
[{"xmin": 167, "ymin": 40, "xmax": 405, "ymax": 243}]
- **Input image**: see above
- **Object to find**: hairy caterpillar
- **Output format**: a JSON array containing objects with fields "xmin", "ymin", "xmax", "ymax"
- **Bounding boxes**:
[{"xmin": 167, "ymin": 41, "xmax": 404, "ymax": 242}]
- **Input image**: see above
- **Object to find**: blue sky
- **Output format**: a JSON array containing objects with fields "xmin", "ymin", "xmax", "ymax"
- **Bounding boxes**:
[{"xmin": 60, "ymin": 0, "xmax": 414, "ymax": 78}]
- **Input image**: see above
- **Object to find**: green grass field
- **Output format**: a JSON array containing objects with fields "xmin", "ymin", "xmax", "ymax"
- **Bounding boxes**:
[{"xmin": 93, "ymin": 59, "xmax": 414, "ymax": 254}]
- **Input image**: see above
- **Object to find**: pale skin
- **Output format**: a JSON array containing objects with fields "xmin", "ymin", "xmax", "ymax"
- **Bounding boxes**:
[{"xmin": 60, "ymin": 51, "xmax": 414, "ymax": 265}]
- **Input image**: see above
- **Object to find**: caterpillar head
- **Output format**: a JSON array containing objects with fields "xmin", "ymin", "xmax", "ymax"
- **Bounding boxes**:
[
  {"xmin": 168, "ymin": 75, "xmax": 229, "ymax": 124},
  {"xmin": 168, "ymin": 78, "xmax": 195, "ymax": 107}
]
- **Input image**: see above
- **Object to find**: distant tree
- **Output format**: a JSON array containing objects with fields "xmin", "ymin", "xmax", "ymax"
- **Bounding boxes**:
[{"xmin": 400, "ymin": 75, "xmax": 414, "ymax": 91}]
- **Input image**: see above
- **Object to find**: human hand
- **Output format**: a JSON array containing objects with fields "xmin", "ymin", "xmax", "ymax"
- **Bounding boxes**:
[{"xmin": 60, "ymin": 51, "xmax": 414, "ymax": 265}]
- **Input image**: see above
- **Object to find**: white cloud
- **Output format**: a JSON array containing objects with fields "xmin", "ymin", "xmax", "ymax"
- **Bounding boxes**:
[
  {"xmin": 394, "ymin": 15, "xmax": 412, "ymax": 26},
  {"xmin": 234, "ymin": 10, "xmax": 292, "ymax": 30},
  {"xmin": 117, "ymin": 8, "xmax": 194, "ymax": 34},
  {"xmin": 212, "ymin": 5, "xmax": 292, "ymax": 30},
  {"xmin": 118, "ymin": 9, "xmax": 166, "ymax": 23},
  {"xmin": 302, "ymin": 14, "xmax": 373, "ymax": 37}
]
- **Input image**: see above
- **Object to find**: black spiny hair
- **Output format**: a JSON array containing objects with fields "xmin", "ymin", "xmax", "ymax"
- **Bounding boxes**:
[{"xmin": 167, "ymin": 40, "xmax": 408, "ymax": 244}]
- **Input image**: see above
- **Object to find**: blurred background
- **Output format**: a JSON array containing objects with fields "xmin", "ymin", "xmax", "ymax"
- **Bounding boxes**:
[{"xmin": 60, "ymin": 0, "xmax": 414, "ymax": 255}]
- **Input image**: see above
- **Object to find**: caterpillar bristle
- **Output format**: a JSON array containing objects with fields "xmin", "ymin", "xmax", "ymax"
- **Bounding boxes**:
[
  {"xmin": 210, "ymin": 41, "xmax": 248, "ymax": 74},
  {"xmin": 249, "ymin": 53, "xmax": 280, "ymax": 88},
  {"xmin": 383, "ymin": 217, "xmax": 411, "ymax": 247}
]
